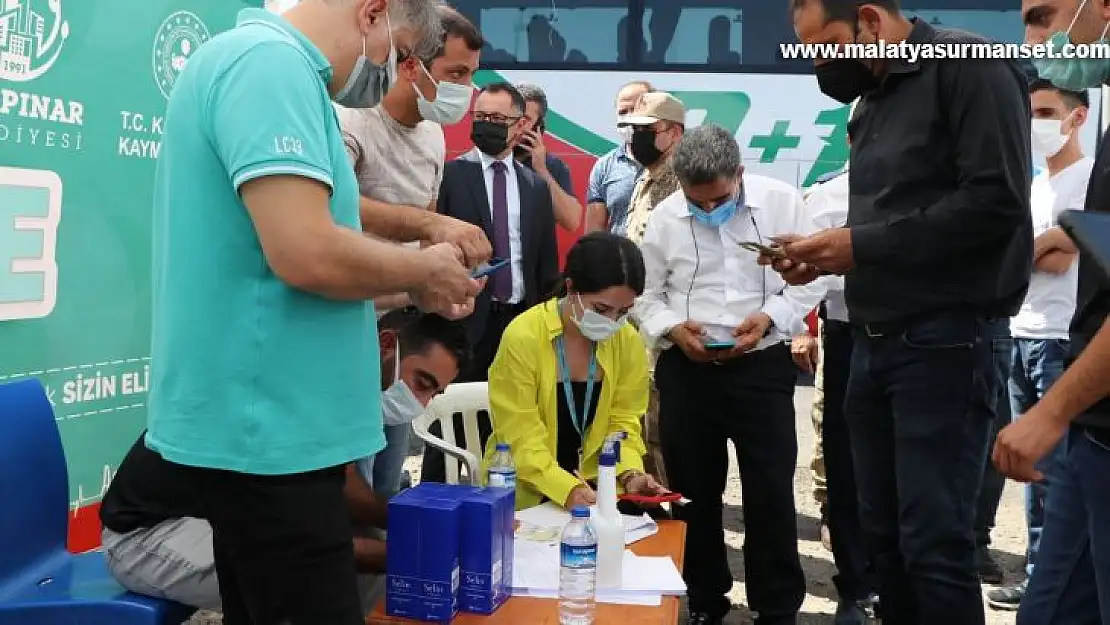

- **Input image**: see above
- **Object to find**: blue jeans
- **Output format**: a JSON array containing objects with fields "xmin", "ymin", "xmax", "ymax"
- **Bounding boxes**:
[
  {"xmin": 362, "ymin": 423, "xmax": 409, "ymax": 497},
  {"xmin": 846, "ymin": 311, "xmax": 995, "ymax": 624},
  {"xmin": 1017, "ymin": 424, "xmax": 1110, "ymax": 625},
  {"xmin": 1010, "ymin": 338, "xmax": 1070, "ymax": 578},
  {"xmin": 975, "ymin": 322, "xmax": 1013, "ymax": 550}
]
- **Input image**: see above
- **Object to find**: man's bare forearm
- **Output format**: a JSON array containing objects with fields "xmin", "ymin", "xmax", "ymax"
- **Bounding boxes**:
[
  {"xmin": 585, "ymin": 203, "xmax": 609, "ymax": 233},
  {"xmin": 533, "ymin": 168, "xmax": 582, "ymax": 231},
  {"xmin": 307, "ymin": 228, "xmax": 430, "ymax": 300},
  {"xmin": 373, "ymin": 292, "xmax": 413, "ymax": 311},
  {"xmin": 1034, "ymin": 227, "xmax": 1077, "ymax": 260},
  {"xmin": 548, "ymin": 183, "xmax": 583, "ymax": 231},
  {"xmin": 1034, "ymin": 250, "xmax": 1076, "ymax": 275},
  {"xmin": 1037, "ymin": 317, "xmax": 1110, "ymax": 425},
  {"xmin": 360, "ymin": 195, "xmax": 439, "ymax": 242},
  {"xmin": 344, "ymin": 464, "xmax": 390, "ymax": 528},
  {"xmin": 353, "ymin": 536, "xmax": 387, "ymax": 574}
]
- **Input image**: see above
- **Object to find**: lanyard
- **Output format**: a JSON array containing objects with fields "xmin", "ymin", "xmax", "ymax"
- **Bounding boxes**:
[{"xmin": 555, "ymin": 335, "xmax": 597, "ymax": 444}]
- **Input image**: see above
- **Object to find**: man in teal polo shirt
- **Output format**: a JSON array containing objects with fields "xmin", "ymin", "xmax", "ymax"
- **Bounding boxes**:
[{"xmin": 145, "ymin": 1, "xmax": 488, "ymax": 623}]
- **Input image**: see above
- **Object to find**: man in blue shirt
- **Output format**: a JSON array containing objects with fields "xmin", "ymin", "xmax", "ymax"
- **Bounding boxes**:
[
  {"xmin": 145, "ymin": 1, "xmax": 489, "ymax": 622},
  {"xmin": 585, "ymin": 80, "xmax": 652, "ymax": 235}
]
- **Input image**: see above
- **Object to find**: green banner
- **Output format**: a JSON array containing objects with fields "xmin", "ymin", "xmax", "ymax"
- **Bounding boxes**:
[{"xmin": 0, "ymin": 0, "xmax": 260, "ymax": 514}]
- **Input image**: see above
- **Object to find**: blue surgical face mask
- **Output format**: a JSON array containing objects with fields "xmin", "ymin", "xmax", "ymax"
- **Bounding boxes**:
[
  {"xmin": 1032, "ymin": 0, "xmax": 1110, "ymax": 91},
  {"xmin": 689, "ymin": 193, "xmax": 740, "ymax": 228},
  {"xmin": 381, "ymin": 340, "xmax": 425, "ymax": 427},
  {"xmin": 335, "ymin": 13, "xmax": 398, "ymax": 108}
]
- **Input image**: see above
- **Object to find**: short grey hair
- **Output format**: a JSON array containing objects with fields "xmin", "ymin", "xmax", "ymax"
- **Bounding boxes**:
[
  {"xmin": 515, "ymin": 83, "xmax": 548, "ymax": 118},
  {"xmin": 671, "ymin": 124, "xmax": 742, "ymax": 188},
  {"xmin": 390, "ymin": 0, "xmax": 445, "ymax": 61}
]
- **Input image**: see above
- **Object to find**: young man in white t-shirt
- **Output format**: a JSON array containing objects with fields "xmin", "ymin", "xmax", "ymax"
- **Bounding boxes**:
[
  {"xmin": 987, "ymin": 78, "xmax": 1094, "ymax": 612},
  {"xmin": 334, "ymin": 5, "xmax": 482, "ymax": 498}
]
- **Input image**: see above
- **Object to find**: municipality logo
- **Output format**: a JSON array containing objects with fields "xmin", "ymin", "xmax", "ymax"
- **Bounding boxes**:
[
  {"xmin": 0, "ymin": 0, "xmax": 70, "ymax": 82},
  {"xmin": 152, "ymin": 10, "xmax": 210, "ymax": 100}
]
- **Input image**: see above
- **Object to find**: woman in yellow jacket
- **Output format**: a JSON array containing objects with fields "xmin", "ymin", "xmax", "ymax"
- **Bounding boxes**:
[{"xmin": 480, "ymin": 232, "xmax": 667, "ymax": 510}]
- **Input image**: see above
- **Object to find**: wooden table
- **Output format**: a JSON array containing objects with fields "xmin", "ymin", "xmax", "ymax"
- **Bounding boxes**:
[{"xmin": 367, "ymin": 520, "xmax": 687, "ymax": 625}]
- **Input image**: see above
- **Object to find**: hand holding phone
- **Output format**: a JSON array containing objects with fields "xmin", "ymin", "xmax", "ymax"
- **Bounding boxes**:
[
  {"xmin": 703, "ymin": 340, "xmax": 735, "ymax": 351},
  {"xmin": 739, "ymin": 241, "xmax": 786, "ymax": 258},
  {"xmin": 471, "ymin": 257, "xmax": 510, "ymax": 278}
]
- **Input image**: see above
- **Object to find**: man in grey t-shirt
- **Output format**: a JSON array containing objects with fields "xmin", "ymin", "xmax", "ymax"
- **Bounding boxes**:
[
  {"xmin": 336, "ymin": 5, "xmax": 483, "ymax": 315},
  {"xmin": 335, "ymin": 6, "xmax": 482, "ymax": 499}
]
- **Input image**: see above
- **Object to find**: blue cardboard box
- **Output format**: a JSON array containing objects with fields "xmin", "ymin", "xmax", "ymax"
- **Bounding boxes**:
[
  {"xmin": 386, "ymin": 489, "xmax": 462, "ymax": 622},
  {"xmin": 501, "ymin": 488, "xmax": 515, "ymax": 596},
  {"xmin": 459, "ymin": 487, "xmax": 516, "ymax": 614},
  {"xmin": 416, "ymin": 482, "xmax": 478, "ymax": 501}
]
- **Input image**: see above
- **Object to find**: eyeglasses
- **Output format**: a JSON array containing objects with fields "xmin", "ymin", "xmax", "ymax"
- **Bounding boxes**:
[{"xmin": 472, "ymin": 111, "xmax": 520, "ymax": 125}]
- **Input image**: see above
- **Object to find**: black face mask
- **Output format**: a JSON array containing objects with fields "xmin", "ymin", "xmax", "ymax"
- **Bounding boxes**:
[
  {"xmin": 815, "ymin": 58, "xmax": 878, "ymax": 104},
  {"xmin": 630, "ymin": 128, "xmax": 664, "ymax": 167},
  {"xmin": 472, "ymin": 120, "xmax": 511, "ymax": 156}
]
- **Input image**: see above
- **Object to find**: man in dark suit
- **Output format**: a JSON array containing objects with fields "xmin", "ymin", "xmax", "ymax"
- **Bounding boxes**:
[{"xmin": 422, "ymin": 82, "xmax": 559, "ymax": 483}]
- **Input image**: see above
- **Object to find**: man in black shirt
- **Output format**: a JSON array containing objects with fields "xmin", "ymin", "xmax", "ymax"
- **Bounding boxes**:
[
  {"xmin": 99, "ymin": 309, "xmax": 468, "ymax": 611},
  {"xmin": 992, "ymin": 1, "xmax": 1110, "ymax": 622},
  {"xmin": 514, "ymin": 83, "xmax": 584, "ymax": 231},
  {"xmin": 770, "ymin": 1, "xmax": 1033, "ymax": 623}
]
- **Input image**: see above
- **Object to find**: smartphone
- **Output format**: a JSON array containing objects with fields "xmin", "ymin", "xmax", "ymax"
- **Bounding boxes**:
[
  {"xmin": 471, "ymin": 257, "xmax": 510, "ymax": 278},
  {"xmin": 704, "ymin": 340, "xmax": 735, "ymax": 350},
  {"xmin": 739, "ymin": 241, "xmax": 786, "ymax": 258}
]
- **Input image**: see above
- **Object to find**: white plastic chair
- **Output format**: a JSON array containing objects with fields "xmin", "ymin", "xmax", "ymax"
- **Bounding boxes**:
[{"xmin": 412, "ymin": 381, "xmax": 489, "ymax": 485}]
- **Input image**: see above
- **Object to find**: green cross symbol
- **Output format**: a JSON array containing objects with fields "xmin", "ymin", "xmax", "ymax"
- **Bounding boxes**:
[{"xmin": 749, "ymin": 121, "xmax": 802, "ymax": 163}]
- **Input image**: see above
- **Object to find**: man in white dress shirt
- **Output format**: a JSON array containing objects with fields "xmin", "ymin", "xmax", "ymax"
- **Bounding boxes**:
[{"xmin": 633, "ymin": 125, "xmax": 825, "ymax": 625}]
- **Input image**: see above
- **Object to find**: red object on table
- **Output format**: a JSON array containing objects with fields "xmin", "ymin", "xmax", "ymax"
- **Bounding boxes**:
[{"xmin": 618, "ymin": 492, "xmax": 684, "ymax": 505}]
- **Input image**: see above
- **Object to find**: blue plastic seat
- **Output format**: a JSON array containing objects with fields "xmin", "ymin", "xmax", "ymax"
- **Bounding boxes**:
[{"xmin": 0, "ymin": 379, "xmax": 197, "ymax": 625}]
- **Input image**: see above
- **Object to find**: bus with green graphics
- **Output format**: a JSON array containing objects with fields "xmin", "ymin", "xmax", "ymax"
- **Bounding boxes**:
[{"xmin": 444, "ymin": 0, "xmax": 1102, "ymax": 252}]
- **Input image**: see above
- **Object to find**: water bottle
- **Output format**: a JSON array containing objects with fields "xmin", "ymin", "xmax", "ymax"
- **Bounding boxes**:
[
  {"xmin": 487, "ymin": 442, "xmax": 516, "ymax": 488},
  {"xmin": 558, "ymin": 506, "xmax": 598, "ymax": 625}
]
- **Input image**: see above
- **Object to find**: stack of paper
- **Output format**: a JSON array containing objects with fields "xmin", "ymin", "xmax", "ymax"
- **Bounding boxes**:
[
  {"xmin": 512, "ymin": 504, "xmax": 685, "ymax": 606},
  {"xmin": 510, "ymin": 541, "xmax": 686, "ymax": 606},
  {"xmin": 515, "ymin": 502, "xmax": 659, "ymax": 545}
]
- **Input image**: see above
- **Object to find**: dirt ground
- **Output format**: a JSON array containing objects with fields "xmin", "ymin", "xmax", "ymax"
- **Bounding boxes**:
[
  {"xmin": 187, "ymin": 384, "xmax": 1027, "ymax": 625},
  {"xmin": 711, "ymin": 385, "xmax": 1026, "ymax": 625}
]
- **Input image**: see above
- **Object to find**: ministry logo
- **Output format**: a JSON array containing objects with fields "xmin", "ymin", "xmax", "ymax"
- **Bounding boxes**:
[
  {"xmin": 0, "ymin": 0, "xmax": 70, "ymax": 82},
  {"xmin": 152, "ymin": 10, "xmax": 210, "ymax": 100}
]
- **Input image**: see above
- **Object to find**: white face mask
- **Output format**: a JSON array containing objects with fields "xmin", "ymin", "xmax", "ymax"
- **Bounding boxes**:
[
  {"xmin": 414, "ymin": 62, "xmax": 472, "ymax": 124},
  {"xmin": 381, "ymin": 340, "xmax": 425, "ymax": 427},
  {"xmin": 617, "ymin": 115, "xmax": 633, "ymax": 143},
  {"xmin": 1031, "ymin": 115, "xmax": 1073, "ymax": 158},
  {"xmin": 571, "ymin": 293, "xmax": 625, "ymax": 342}
]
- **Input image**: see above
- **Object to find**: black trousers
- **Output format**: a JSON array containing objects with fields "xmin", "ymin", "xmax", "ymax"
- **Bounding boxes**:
[
  {"xmin": 656, "ymin": 344, "xmax": 804, "ymax": 622},
  {"xmin": 185, "ymin": 463, "xmax": 362, "ymax": 625},
  {"xmin": 422, "ymin": 302, "xmax": 523, "ymax": 484},
  {"xmin": 821, "ymin": 319, "xmax": 876, "ymax": 602}
]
